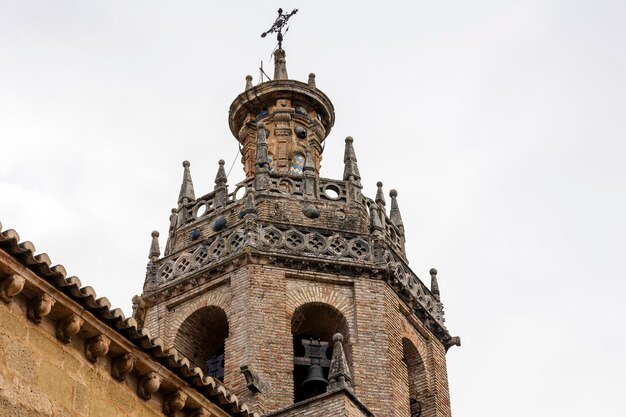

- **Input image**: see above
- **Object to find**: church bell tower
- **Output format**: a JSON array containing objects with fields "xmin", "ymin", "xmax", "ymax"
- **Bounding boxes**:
[{"xmin": 136, "ymin": 14, "xmax": 460, "ymax": 417}]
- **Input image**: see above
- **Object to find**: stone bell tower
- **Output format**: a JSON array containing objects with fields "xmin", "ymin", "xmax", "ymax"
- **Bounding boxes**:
[{"xmin": 136, "ymin": 44, "xmax": 460, "ymax": 417}]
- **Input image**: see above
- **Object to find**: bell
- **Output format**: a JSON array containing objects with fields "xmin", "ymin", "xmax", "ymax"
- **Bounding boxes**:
[{"xmin": 301, "ymin": 364, "xmax": 328, "ymax": 395}]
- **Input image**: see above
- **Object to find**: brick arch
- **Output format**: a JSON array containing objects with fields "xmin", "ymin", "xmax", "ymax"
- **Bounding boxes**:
[
  {"xmin": 289, "ymin": 301, "xmax": 353, "ymax": 403},
  {"xmin": 286, "ymin": 286, "xmax": 355, "ymax": 338},
  {"xmin": 399, "ymin": 320, "xmax": 432, "ymax": 389},
  {"xmin": 402, "ymin": 337, "xmax": 429, "ymax": 416},
  {"xmin": 165, "ymin": 290, "xmax": 231, "ymax": 346}
]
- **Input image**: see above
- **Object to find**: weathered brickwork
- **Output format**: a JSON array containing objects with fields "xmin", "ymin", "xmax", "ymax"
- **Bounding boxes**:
[
  {"xmin": 264, "ymin": 389, "xmax": 374, "ymax": 417},
  {"xmin": 142, "ymin": 259, "xmax": 453, "ymax": 417}
]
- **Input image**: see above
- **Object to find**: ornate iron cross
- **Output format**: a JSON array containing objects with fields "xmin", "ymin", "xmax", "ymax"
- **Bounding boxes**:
[{"xmin": 261, "ymin": 8, "xmax": 298, "ymax": 49}]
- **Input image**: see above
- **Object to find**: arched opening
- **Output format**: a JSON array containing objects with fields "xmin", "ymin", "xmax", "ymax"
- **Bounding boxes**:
[
  {"xmin": 402, "ymin": 338, "xmax": 427, "ymax": 417},
  {"xmin": 291, "ymin": 302, "xmax": 352, "ymax": 403},
  {"xmin": 174, "ymin": 306, "xmax": 229, "ymax": 382}
]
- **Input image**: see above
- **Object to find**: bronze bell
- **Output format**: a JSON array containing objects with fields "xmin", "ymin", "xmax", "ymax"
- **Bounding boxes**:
[{"xmin": 301, "ymin": 364, "xmax": 328, "ymax": 395}]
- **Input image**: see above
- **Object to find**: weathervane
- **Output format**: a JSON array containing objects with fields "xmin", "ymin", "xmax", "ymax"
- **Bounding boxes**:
[{"xmin": 261, "ymin": 8, "xmax": 298, "ymax": 49}]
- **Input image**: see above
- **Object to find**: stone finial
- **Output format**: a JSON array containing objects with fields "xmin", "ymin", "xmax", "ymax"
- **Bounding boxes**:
[
  {"xmin": 131, "ymin": 295, "xmax": 147, "ymax": 328},
  {"xmin": 112, "ymin": 353, "xmax": 135, "ymax": 381},
  {"xmin": 215, "ymin": 159, "xmax": 228, "ymax": 186},
  {"xmin": 214, "ymin": 159, "xmax": 229, "ymax": 208},
  {"xmin": 164, "ymin": 389, "xmax": 187, "ymax": 416},
  {"xmin": 342, "ymin": 136, "xmax": 361, "ymax": 183},
  {"xmin": 27, "ymin": 293, "xmax": 55, "ymax": 324},
  {"xmin": 308, "ymin": 72, "xmax": 316, "ymax": 88},
  {"xmin": 164, "ymin": 209, "xmax": 178, "ymax": 256},
  {"xmin": 368, "ymin": 201, "xmax": 383, "ymax": 233},
  {"xmin": 245, "ymin": 75, "xmax": 253, "ymax": 90},
  {"xmin": 274, "ymin": 48, "xmax": 288, "ymax": 80},
  {"xmin": 243, "ymin": 188, "xmax": 257, "ymax": 216},
  {"xmin": 178, "ymin": 160, "xmax": 196, "ymax": 205},
  {"xmin": 138, "ymin": 372, "xmax": 162, "ymax": 400},
  {"xmin": 149, "ymin": 231, "xmax": 160, "ymax": 261},
  {"xmin": 375, "ymin": 181, "xmax": 386, "ymax": 207},
  {"xmin": 327, "ymin": 333, "xmax": 352, "ymax": 392},
  {"xmin": 56, "ymin": 314, "xmax": 84, "ymax": 343},
  {"xmin": 85, "ymin": 334, "xmax": 111, "ymax": 363},
  {"xmin": 430, "ymin": 268, "xmax": 440, "ymax": 301},
  {"xmin": 389, "ymin": 189, "xmax": 404, "ymax": 233},
  {"xmin": 0, "ymin": 273, "xmax": 25, "ymax": 303}
]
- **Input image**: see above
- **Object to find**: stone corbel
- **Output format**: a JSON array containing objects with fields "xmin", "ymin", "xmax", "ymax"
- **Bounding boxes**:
[
  {"xmin": 27, "ymin": 293, "xmax": 56, "ymax": 324},
  {"xmin": 0, "ymin": 273, "xmax": 25, "ymax": 303},
  {"xmin": 240, "ymin": 364, "xmax": 268, "ymax": 393},
  {"xmin": 56, "ymin": 313, "xmax": 84, "ymax": 343},
  {"xmin": 111, "ymin": 353, "xmax": 135, "ymax": 381},
  {"xmin": 85, "ymin": 334, "xmax": 111, "ymax": 363},
  {"xmin": 163, "ymin": 389, "xmax": 187, "ymax": 416},
  {"xmin": 138, "ymin": 372, "xmax": 162, "ymax": 400}
]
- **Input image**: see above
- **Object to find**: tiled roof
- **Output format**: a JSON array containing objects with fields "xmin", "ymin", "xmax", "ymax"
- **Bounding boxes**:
[{"xmin": 0, "ymin": 221, "xmax": 259, "ymax": 417}]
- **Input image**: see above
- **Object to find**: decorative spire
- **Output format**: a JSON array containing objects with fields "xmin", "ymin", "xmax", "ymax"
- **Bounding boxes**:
[
  {"xmin": 214, "ymin": 159, "xmax": 228, "ymax": 209},
  {"xmin": 389, "ymin": 189, "xmax": 404, "ymax": 233},
  {"xmin": 245, "ymin": 75, "xmax": 253, "ymax": 90},
  {"xmin": 342, "ymin": 136, "xmax": 361, "ymax": 183},
  {"xmin": 273, "ymin": 48, "xmax": 288, "ymax": 80},
  {"xmin": 149, "ymin": 231, "xmax": 160, "ymax": 261},
  {"xmin": 308, "ymin": 73, "xmax": 316, "ymax": 88},
  {"xmin": 215, "ymin": 159, "xmax": 228, "ymax": 186},
  {"xmin": 430, "ymin": 268, "xmax": 440, "ymax": 301},
  {"xmin": 178, "ymin": 161, "xmax": 195, "ymax": 205},
  {"xmin": 375, "ymin": 181, "xmax": 386, "ymax": 207},
  {"xmin": 327, "ymin": 333, "xmax": 352, "ymax": 392}
]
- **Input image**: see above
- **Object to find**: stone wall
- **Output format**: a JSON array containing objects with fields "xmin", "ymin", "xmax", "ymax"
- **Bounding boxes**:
[
  {"xmin": 0, "ymin": 241, "xmax": 252, "ymax": 417},
  {"xmin": 0, "ymin": 296, "xmax": 166, "ymax": 417}
]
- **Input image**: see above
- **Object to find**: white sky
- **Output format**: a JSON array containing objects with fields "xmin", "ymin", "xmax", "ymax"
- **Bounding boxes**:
[{"xmin": 1, "ymin": 1, "xmax": 625, "ymax": 416}]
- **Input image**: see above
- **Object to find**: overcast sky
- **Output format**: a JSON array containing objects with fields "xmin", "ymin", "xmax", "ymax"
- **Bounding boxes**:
[{"xmin": 1, "ymin": 1, "xmax": 625, "ymax": 416}]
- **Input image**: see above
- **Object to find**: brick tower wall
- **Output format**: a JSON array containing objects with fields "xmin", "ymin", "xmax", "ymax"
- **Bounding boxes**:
[{"xmin": 142, "ymin": 262, "xmax": 451, "ymax": 417}]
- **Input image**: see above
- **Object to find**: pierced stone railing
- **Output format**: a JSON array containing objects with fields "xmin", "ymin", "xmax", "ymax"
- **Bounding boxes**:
[
  {"xmin": 257, "ymin": 224, "xmax": 371, "ymax": 260},
  {"xmin": 382, "ymin": 250, "xmax": 444, "ymax": 325},
  {"xmin": 180, "ymin": 179, "xmax": 253, "ymax": 227},
  {"xmin": 382, "ymin": 217, "xmax": 405, "ymax": 256}
]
